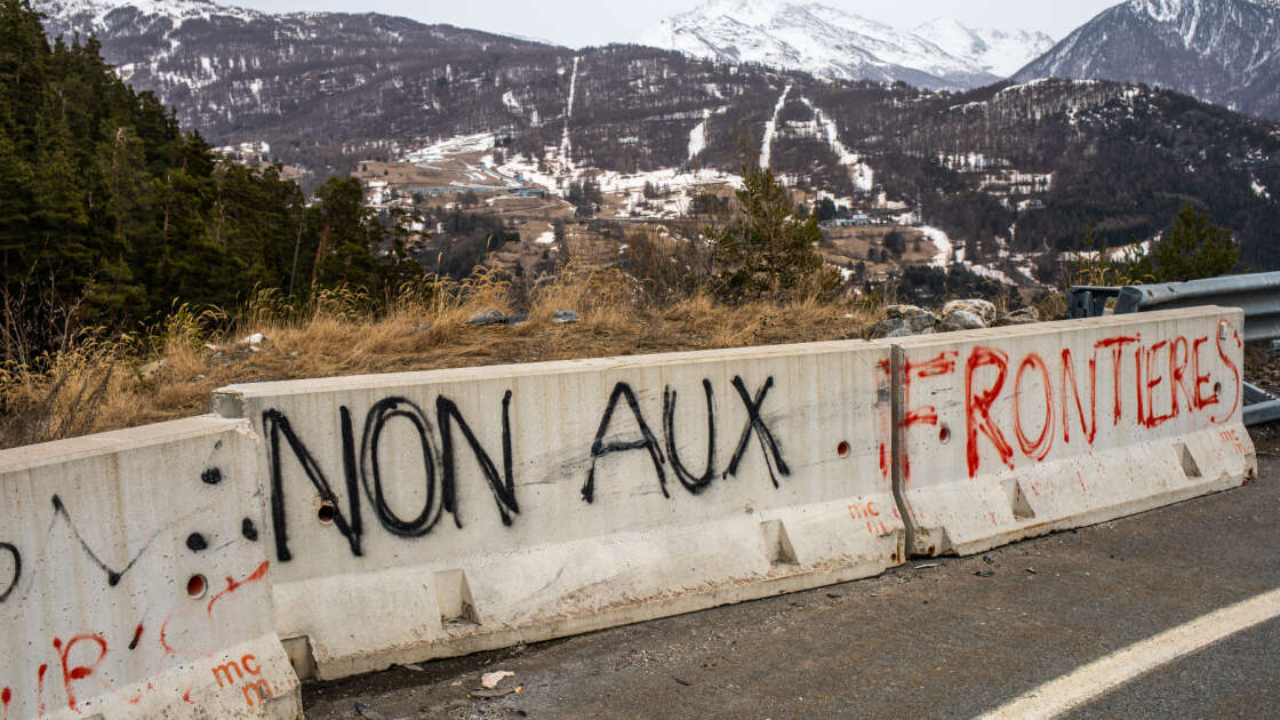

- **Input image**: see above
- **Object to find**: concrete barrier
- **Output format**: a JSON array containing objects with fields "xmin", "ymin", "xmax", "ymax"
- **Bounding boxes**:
[
  {"xmin": 886, "ymin": 306, "xmax": 1257, "ymax": 557},
  {"xmin": 0, "ymin": 417, "xmax": 301, "ymax": 719},
  {"xmin": 212, "ymin": 341, "xmax": 901, "ymax": 680}
]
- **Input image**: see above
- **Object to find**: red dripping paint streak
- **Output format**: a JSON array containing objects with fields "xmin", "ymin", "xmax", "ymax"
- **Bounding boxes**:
[
  {"xmin": 207, "ymin": 561, "xmax": 270, "ymax": 616},
  {"xmin": 2, "ymin": 686, "xmax": 10, "ymax": 720},
  {"xmin": 37, "ymin": 663, "xmax": 48, "ymax": 719}
]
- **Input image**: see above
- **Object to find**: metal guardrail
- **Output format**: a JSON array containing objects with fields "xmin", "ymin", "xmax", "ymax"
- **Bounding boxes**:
[
  {"xmin": 1067, "ymin": 285, "xmax": 1122, "ymax": 320},
  {"xmin": 1111, "ymin": 272, "xmax": 1280, "ymax": 343},
  {"xmin": 1069, "ymin": 272, "xmax": 1280, "ymax": 427}
]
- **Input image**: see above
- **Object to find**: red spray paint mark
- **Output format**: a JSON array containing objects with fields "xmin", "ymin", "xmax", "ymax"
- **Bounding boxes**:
[
  {"xmin": 2, "ymin": 686, "xmax": 10, "ymax": 720},
  {"xmin": 900, "ymin": 351, "xmax": 958, "ymax": 479},
  {"xmin": 36, "ymin": 663, "xmax": 48, "ymax": 718},
  {"xmin": 55, "ymin": 634, "xmax": 108, "ymax": 713},
  {"xmin": 128, "ymin": 624, "xmax": 144, "ymax": 651},
  {"xmin": 1061, "ymin": 347, "xmax": 1098, "ymax": 445},
  {"xmin": 208, "ymin": 561, "xmax": 270, "ymax": 616},
  {"xmin": 1096, "ymin": 335, "xmax": 1139, "ymax": 426},
  {"xmin": 1213, "ymin": 319, "xmax": 1242, "ymax": 425},
  {"xmin": 966, "ymin": 347, "xmax": 1013, "ymax": 478},
  {"xmin": 1192, "ymin": 336, "xmax": 1219, "ymax": 411},
  {"xmin": 1134, "ymin": 343, "xmax": 1147, "ymax": 427},
  {"xmin": 1170, "ymin": 336, "xmax": 1192, "ymax": 417},
  {"xmin": 1014, "ymin": 353, "xmax": 1054, "ymax": 462},
  {"xmin": 159, "ymin": 616, "xmax": 176, "ymax": 656},
  {"xmin": 1144, "ymin": 340, "xmax": 1176, "ymax": 428}
]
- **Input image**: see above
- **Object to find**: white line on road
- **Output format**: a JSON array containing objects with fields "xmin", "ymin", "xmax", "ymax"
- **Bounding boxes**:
[{"xmin": 976, "ymin": 587, "xmax": 1280, "ymax": 720}]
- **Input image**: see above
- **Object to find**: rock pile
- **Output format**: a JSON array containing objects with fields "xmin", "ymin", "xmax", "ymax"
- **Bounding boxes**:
[{"xmin": 871, "ymin": 299, "xmax": 1042, "ymax": 339}]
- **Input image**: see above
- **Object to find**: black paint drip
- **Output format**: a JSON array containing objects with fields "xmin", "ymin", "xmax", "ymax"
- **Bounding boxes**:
[
  {"xmin": 186, "ymin": 533, "xmax": 208, "ymax": 552},
  {"xmin": 241, "ymin": 518, "xmax": 259, "ymax": 542}
]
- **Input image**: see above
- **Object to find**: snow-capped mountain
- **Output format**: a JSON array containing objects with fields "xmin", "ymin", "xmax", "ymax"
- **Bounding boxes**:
[
  {"xmin": 40, "ymin": 0, "xmax": 259, "ymax": 24},
  {"xmin": 638, "ymin": 0, "xmax": 1054, "ymax": 89},
  {"xmin": 913, "ymin": 18, "xmax": 1054, "ymax": 78},
  {"xmin": 1015, "ymin": 0, "xmax": 1280, "ymax": 119}
]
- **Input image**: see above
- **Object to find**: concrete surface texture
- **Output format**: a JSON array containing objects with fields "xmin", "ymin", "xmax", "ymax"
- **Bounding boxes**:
[
  {"xmin": 299, "ymin": 448, "xmax": 1280, "ymax": 720},
  {"xmin": 212, "ymin": 341, "xmax": 902, "ymax": 680},
  {"xmin": 889, "ymin": 306, "xmax": 1256, "ymax": 556},
  {"xmin": 0, "ymin": 417, "xmax": 301, "ymax": 720}
]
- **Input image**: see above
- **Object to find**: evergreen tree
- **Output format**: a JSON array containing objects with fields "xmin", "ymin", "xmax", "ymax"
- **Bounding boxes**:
[
  {"xmin": 1149, "ymin": 204, "xmax": 1240, "ymax": 282},
  {"xmin": 705, "ymin": 161, "xmax": 837, "ymax": 301},
  {"xmin": 0, "ymin": 0, "xmax": 420, "ymax": 360}
]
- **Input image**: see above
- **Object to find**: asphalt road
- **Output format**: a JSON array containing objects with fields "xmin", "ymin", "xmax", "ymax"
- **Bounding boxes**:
[{"xmin": 304, "ymin": 427, "xmax": 1280, "ymax": 720}]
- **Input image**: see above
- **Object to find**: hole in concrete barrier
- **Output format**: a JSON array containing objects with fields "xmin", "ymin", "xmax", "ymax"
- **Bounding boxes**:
[
  {"xmin": 1177, "ymin": 443, "xmax": 1202, "ymax": 478},
  {"xmin": 317, "ymin": 501, "xmax": 336, "ymax": 524},
  {"xmin": 761, "ymin": 519, "xmax": 798, "ymax": 566},
  {"xmin": 435, "ymin": 570, "xmax": 480, "ymax": 627},
  {"xmin": 1002, "ymin": 479, "xmax": 1036, "ymax": 521},
  {"xmin": 938, "ymin": 424, "xmax": 951, "ymax": 444},
  {"xmin": 837, "ymin": 441, "xmax": 851, "ymax": 458},
  {"xmin": 186, "ymin": 574, "xmax": 207, "ymax": 598}
]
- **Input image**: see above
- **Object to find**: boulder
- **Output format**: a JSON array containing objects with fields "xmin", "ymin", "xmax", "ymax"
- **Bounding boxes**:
[
  {"xmin": 942, "ymin": 299, "xmax": 996, "ymax": 327},
  {"xmin": 553, "ymin": 310, "xmax": 581, "ymax": 324},
  {"xmin": 999, "ymin": 307, "xmax": 1041, "ymax": 326},
  {"xmin": 872, "ymin": 306, "xmax": 940, "ymax": 338},
  {"xmin": 940, "ymin": 310, "xmax": 986, "ymax": 332},
  {"xmin": 468, "ymin": 308, "xmax": 508, "ymax": 326},
  {"xmin": 884, "ymin": 304, "xmax": 931, "ymax": 320}
]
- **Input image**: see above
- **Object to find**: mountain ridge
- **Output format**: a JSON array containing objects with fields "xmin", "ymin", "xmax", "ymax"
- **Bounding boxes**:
[
  {"xmin": 1015, "ymin": 0, "xmax": 1280, "ymax": 120},
  {"xmin": 638, "ymin": 0, "xmax": 1054, "ymax": 89}
]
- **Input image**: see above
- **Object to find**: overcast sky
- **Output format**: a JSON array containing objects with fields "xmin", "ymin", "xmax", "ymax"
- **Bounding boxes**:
[{"xmin": 230, "ymin": 1, "xmax": 1122, "ymax": 48}]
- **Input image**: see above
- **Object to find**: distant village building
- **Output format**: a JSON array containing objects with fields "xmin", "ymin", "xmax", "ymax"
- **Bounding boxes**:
[{"xmin": 822, "ymin": 213, "xmax": 874, "ymax": 228}]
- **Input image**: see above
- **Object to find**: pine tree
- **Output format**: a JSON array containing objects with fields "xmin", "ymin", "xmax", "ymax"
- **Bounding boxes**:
[
  {"xmin": 706, "ymin": 161, "xmax": 837, "ymax": 301},
  {"xmin": 1149, "ymin": 204, "xmax": 1239, "ymax": 282}
]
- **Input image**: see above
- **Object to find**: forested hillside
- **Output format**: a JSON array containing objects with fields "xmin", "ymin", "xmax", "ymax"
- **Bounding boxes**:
[{"xmin": 0, "ymin": 0, "xmax": 418, "ymax": 362}]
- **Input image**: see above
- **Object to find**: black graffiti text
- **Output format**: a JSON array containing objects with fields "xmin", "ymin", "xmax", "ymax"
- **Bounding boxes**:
[
  {"xmin": 264, "ymin": 391, "xmax": 518, "ymax": 562},
  {"xmin": 582, "ymin": 375, "xmax": 789, "ymax": 503}
]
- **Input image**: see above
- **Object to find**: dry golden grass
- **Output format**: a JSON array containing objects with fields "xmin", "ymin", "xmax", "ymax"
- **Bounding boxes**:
[{"xmin": 0, "ymin": 266, "xmax": 875, "ymax": 449}]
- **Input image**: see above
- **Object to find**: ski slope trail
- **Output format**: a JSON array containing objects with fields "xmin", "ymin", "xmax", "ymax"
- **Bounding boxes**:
[{"xmin": 760, "ymin": 83, "xmax": 792, "ymax": 169}]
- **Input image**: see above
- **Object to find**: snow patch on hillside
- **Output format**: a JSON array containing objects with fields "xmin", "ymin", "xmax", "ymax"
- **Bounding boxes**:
[
  {"xmin": 760, "ymin": 83, "xmax": 792, "ymax": 169},
  {"xmin": 801, "ymin": 97, "xmax": 874, "ymax": 192},
  {"xmin": 1252, "ymin": 175, "xmax": 1271, "ymax": 199},
  {"xmin": 561, "ymin": 56, "xmax": 580, "ymax": 171}
]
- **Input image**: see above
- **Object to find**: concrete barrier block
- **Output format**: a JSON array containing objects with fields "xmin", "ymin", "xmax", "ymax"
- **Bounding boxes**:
[
  {"xmin": 0, "ymin": 417, "xmax": 301, "ymax": 720},
  {"xmin": 214, "ymin": 341, "xmax": 900, "ymax": 680},
  {"xmin": 885, "ymin": 307, "xmax": 1256, "ymax": 557}
]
